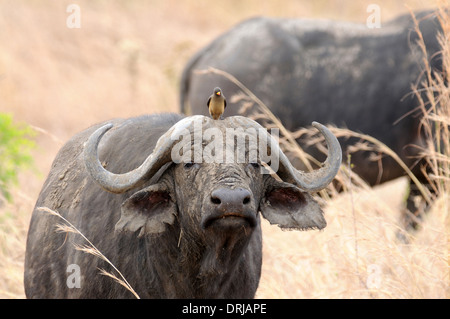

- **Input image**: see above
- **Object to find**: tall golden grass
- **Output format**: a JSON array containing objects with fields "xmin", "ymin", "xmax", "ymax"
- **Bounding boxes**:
[
  {"xmin": 257, "ymin": 6, "xmax": 449, "ymax": 298},
  {"xmin": 0, "ymin": 0, "xmax": 447, "ymax": 298},
  {"xmin": 37, "ymin": 207, "xmax": 140, "ymax": 299}
]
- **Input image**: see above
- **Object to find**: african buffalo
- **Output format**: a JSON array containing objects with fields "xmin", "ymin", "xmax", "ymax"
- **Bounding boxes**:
[
  {"xmin": 24, "ymin": 113, "xmax": 341, "ymax": 298},
  {"xmin": 179, "ymin": 10, "xmax": 443, "ymax": 220}
]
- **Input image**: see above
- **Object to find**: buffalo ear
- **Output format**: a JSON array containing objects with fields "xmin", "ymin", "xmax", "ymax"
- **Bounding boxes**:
[
  {"xmin": 116, "ymin": 183, "xmax": 177, "ymax": 237},
  {"xmin": 260, "ymin": 181, "xmax": 326, "ymax": 230}
]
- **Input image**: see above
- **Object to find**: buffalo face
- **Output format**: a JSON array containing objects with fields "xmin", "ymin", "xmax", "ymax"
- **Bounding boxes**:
[
  {"xmin": 115, "ymin": 159, "xmax": 327, "ymax": 277},
  {"xmin": 84, "ymin": 115, "xmax": 339, "ymax": 281},
  {"xmin": 84, "ymin": 115, "xmax": 339, "ymax": 237}
]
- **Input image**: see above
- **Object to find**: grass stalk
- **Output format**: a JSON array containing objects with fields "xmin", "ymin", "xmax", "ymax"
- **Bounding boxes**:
[{"xmin": 37, "ymin": 206, "xmax": 140, "ymax": 299}]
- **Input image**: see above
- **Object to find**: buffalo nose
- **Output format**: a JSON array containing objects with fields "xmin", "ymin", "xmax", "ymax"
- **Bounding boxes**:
[
  {"xmin": 210, "ymin": 187, "xmax": 251, "ymax": 209},
  {"xmin": 203, "ymin": 187, "xmax": 256, "ymax": 229}
]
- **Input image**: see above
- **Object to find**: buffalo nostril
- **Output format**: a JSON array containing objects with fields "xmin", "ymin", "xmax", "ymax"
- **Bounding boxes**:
[
  {"xmin": 211, "ymin": 196, "xmax": 221, "ymax": 205},
  {"xmin": 243, "ymin": 196, "xmax": 250, "ymax": 205}
]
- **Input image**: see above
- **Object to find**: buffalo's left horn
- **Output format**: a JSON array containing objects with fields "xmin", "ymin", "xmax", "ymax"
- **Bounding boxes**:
[
  {"xmin": 277, "ymin": 122, "xmax": 342, "ymax": 192},
  {"xmin": 229, "ymin": 117, "xmax": 342, "ymax": 192}
]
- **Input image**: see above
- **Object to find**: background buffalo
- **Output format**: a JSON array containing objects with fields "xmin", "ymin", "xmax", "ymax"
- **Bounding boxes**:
[{"xmin": 179, "ymin": 10, "xmax": 444, "ymax": 222}]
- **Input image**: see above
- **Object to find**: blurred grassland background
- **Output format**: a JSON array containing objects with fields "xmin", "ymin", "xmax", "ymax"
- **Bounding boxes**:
[{"xmin": 0, "ymin": 0, "xmax": 448, "ymax": 298}]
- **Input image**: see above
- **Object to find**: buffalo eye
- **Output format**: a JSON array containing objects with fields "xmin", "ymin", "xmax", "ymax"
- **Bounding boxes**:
[
  {"xmin": 249, "ymin": 162, "xmax": 260, "ymax": 169},
  {"xmin": 184, "ymin": 162, "xmax": 199, "ymax": 169}
]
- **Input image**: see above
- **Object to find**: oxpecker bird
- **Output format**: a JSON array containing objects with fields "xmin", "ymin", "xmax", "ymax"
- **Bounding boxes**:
[{"xmin": 207, "ymin": 87, "xmax": 226, "ymax": 120}]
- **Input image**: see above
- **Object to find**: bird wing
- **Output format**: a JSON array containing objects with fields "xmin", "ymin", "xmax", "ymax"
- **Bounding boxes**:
[
  {"xmin": 224, "ymin": 98, "xmax": 226, "ymax": 108},
  {"xmin": 207, "ymin": 96, "xmax": 211, "ymax": 108}
]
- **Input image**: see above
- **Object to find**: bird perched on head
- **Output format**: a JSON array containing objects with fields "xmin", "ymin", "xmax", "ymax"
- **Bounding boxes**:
[{"xmin": 207, "ymin": 87, "xmax": 226, "ymax": 120}]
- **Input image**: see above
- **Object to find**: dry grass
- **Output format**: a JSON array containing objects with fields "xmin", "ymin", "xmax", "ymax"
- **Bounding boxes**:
[
  {"xmin": 0, "ymin": 0, "xmax": 447, "ymax": 298},
  {"xmin": 257, "ymin": 180, "xmax": 448, "ymax": 298},
  {"xmin": 257, "ymin": 5, "xmax": 449, "ymax": 299},
  {"xmin": 37, "ymin": 206, "xmax": 140, "ymax": 299}
]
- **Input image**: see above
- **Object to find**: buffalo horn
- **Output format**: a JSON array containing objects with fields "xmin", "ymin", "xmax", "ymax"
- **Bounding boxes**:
[
  {"xmin": 83, "ymin": 116, "xmax": 204, "ymax": 193},
  {"xmin": 227, "ymin": 117, "xmax": 342, "ymax": 192},
  {"xmin": 84, "ymin": 116, "xmax": 341, "ymax": 194}
]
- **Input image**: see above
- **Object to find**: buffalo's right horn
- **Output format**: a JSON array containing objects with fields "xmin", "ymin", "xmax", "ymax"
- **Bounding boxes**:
[{"xmin": 83, "ymin": 116, "xmax": 204, "ymax": 194}]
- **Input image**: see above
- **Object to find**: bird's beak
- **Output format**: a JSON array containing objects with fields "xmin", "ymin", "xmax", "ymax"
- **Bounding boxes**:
[{"xmin": 216, "ymin": 92, "xmax": 221, "ymax": 96}]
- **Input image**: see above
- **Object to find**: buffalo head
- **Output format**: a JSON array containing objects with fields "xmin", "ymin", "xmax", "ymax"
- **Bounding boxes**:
[{"xmin": 83, "ymin": 115, "xmax": 341, "ymax": 277}]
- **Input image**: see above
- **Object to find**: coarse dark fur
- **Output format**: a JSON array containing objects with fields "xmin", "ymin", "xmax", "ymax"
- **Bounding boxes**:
[
  {"xmin": 24, "ymin": 113, "xmax": 327, "ymax": 298},
  {"xmin": 180, "ymin": 10, "xmax": 444, "ymax": 221}
]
